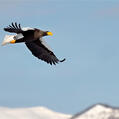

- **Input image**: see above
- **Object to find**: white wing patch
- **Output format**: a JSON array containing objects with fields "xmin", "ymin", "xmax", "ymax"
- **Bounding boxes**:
[
  {"xmin": 40, "ymin": 38, "xmax": 52, "ymax": 51},
  {"xmin": 22, "ymin": 27, "xmax": 34, "ymax": 31}
]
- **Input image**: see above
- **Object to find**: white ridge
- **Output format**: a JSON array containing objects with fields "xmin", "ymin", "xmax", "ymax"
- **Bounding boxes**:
[
  {"xmin": 0, "ymin": 106, "xmax": 71, "ymax": 119},
  {"xmin": 73, "ymin": 104, "xmax": 119, "ymax": 119}
]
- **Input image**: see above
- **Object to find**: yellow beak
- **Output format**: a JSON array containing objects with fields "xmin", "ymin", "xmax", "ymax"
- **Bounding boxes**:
[{"xmin": 47, "ymin": 32, "xmax": 53, "ymax": 36}]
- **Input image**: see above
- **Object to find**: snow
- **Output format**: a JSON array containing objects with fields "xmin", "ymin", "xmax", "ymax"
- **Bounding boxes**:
[
  {"xmin": 0, "ymin": 104, "xmax": 119, "ymax": 119},
  {"xmin": 72, "ymin": 104, "xmax": 119, "ymax": 119},
  {"xmin": 0, "ymin": 106, "xmax": 71, "ymax": 119}
]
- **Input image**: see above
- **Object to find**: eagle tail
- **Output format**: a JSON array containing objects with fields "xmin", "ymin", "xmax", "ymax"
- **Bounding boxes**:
[{"xmin": 1, "ymin": 35, "xmax": 15, "ymax": 46}]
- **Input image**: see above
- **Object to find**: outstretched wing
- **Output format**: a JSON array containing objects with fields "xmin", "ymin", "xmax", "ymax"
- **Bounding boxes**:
[
  {"xmin": 4, "ymin": 22, "xmax": 23, "ymax": 34},
  {"xmin": 25, "ymin": 39, "xmax": 65, "ymax": 65}
]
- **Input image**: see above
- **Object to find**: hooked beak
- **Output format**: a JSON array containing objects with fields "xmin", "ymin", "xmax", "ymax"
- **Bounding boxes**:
[{"xmin": 46, "ymin": 31, "xmax": 53, "ymax": 36}]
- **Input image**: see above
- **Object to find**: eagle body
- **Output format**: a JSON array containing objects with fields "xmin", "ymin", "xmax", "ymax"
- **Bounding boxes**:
[{"xmin": 2, "ymin": 23, "xmax": 65, "ymax": 65}]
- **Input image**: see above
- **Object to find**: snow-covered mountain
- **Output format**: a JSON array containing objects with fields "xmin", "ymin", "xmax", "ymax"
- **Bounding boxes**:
[
  {"xmin": 72, "ymin": 104, "xmax": 119, "ymax": 119},
  {"xmin": 0, "ymin": 106, "xmax": 71, "ymax": 119},
  {"xmin": 0, "ymin": 104, "xmax": 119, "ymax": 119}
]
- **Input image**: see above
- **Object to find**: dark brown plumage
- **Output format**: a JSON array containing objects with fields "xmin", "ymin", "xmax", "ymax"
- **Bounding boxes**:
[{"xmin": 3, "ymin": 22, "xmax": 65, "ymax": 65}]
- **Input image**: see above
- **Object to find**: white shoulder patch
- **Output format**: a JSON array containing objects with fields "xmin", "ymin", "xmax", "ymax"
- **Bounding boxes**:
[
  {"xmin": 22, "ymin": 27, "xmax": 34, "ymax": 31},
  {"xmin": 40, "ymin": 38, "xmax": 52, "ymax": 51}
]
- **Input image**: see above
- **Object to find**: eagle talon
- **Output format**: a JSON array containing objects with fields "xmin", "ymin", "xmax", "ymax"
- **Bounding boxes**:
[{"xmin": 10, "ymin": 40, "xmax": 16, "ymax": 44}]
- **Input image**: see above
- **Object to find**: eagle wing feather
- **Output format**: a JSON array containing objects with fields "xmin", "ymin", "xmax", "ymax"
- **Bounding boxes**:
[
  {"xmin": 4, "ymin": 22, "xmax": 23, "ymax": 34},
  {"xmin": 25, "ymin": 39, "xmax": 65, "ymax": 65}
]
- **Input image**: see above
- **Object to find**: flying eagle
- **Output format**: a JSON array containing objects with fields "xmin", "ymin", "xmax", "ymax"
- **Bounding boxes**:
[{"xmin": 2, "ymin": 23, "xmax": 65, "ymax": 65}]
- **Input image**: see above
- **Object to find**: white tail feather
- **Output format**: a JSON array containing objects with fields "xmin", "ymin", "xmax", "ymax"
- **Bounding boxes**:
[{"xmin": 1, "ymin": 35, "xmax": 15, "ymax": 46}]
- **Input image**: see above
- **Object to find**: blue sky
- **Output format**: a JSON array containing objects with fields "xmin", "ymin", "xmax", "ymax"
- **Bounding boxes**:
[{"xmin": 0, "ymin": 0, "xmax": 119, "ymax": 114}]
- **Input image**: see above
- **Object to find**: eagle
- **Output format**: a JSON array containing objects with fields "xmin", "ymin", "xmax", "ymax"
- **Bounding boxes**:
[{"xmin": 2, "ymin": 23, "xmax": 65, "ymax": 65}]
